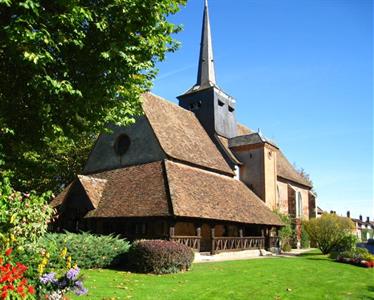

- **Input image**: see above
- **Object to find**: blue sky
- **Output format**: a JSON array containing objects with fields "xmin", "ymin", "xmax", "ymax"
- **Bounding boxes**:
[{"xmin": 151, "ymin": 0, "xmax": 373, "ymax": 219}]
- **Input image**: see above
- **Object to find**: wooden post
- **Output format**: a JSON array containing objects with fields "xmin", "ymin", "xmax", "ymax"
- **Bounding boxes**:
[
  {"xmin": 239, "ymin": 228, "xmax": 243, "ymax": 249},
  {"xmin": 169, "ymin": 222, "xmax": 175, "ymax": 239},
  {"xmin": 211, "ymin": 224, "xmax": 216, "ymax": 255},
  {"xmin": 196, "ymin": 226, "xmax": 201, "ymax": 237},
  {"xmin": 195, "ymin": 224, "xmax": 201, "ymax": 252},
  {"xmin": 265, "ymin": 227, "xmax": 270, "ymax": 250}
]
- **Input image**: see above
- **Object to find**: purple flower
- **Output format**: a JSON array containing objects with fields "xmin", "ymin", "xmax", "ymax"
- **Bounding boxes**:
[
  {"xmin": 66, "ymin": 267, "xmax": 80, "ymax": 281},
  {"xmin": 74, "ymin": 286, "xmax": 88, "ymax": 296},
  {"xmin": 75, "ymin": 280, "xmax": 84, "ymax": 289},
  {"xmin": 40, "ymin": 272, "xmax": 57, "ymax": 284}
]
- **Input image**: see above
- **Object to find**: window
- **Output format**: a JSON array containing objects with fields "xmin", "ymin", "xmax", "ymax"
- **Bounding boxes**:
[
  {"xmin": 276, "ymin": 185, "xmax": 280, "ymax": 208},
  {"xmin": 228, "ymin": 106, "xmax": 235, "ymax": 112},
  {"xmin": 114, "ymin": 134, "xmax": 131, "ymax": 156},
  {"xmin": 218, "ymin": 99, "xmax": 225, "ymax": 106},
  {"xmin": 296, "ymin": 191, "xmax": 303, "ymax": 218},
  {"xmin": 189, "ymin": 101, "xmax": 202, "ymax": 111}
]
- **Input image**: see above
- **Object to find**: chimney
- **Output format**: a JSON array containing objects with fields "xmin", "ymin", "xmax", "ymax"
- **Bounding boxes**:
[
  {"xmin": 347, "ymin": 211, "xmax": 350, "ymax": 218},
  {"xmin": 367, "ymin": 217, "xmax": 370, "ymax": 222},
  {"xmin": 359, "ymin": 215, "xmax": 363, "ymax": 221}
]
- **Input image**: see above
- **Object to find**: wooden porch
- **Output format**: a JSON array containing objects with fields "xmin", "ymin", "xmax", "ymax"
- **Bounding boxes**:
[{"xmin": 169, "ymin": 222, "xmax": 280, "ymax": 254}]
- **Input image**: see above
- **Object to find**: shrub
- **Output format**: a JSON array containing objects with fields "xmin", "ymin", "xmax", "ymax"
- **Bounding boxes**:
[
  {"xmin": 304, "ymin": 213, "xmax": 355, "ymax": 254},
  {"xmin": 274, "ymin": 211, "xmax": 294, "ymax": 252},
  {"xmin": 0, "ymin": 177, "xmax": 53, "ymax": 250},
  {"xmin": 128, "ymin": 240, "xmax": 194, "ymax": 274},
  {"xmin": 38, "ymin": 232, "xmax": 130, "ymax": 269},
  {"xmin": 300, "ymin": 224, "xmax": 310, "ymax": 249},
  {"xmin": 330, "ymin": 234, "xmax": 358, "ymax": 257},
  {"xmin": 338, "ymin": 248, "xmax": 373, "ymax": 261}
]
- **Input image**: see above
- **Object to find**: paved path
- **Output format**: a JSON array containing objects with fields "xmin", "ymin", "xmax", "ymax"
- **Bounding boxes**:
[{"xmin": 194, "ymin": 248, "xmax": 314, "ymax": 263}]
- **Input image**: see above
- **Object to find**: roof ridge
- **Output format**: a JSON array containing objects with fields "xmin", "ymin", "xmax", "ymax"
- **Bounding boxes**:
[{"xmin": 143, "ymin": 92, "xmax": 195, "ymax": 117}]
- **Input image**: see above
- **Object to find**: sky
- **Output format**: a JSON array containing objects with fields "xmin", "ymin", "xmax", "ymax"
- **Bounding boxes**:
[{"xmin": 151, "ymin": 0, "xmax": 373, "ymax": 219}]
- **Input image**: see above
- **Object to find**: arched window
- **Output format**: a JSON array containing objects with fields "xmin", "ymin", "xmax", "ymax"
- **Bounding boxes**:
[
  {"xmin": 276, "ymin": 184, "xmax": 280, "ymax": 208},
  {"xmin": 296, "ymin": 191, "xmax": 303, "ymax": 218}
]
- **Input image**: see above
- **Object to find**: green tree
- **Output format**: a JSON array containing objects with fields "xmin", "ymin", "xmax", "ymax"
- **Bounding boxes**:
[
  {"xmin": 304, "ymin": 213, "xmax": 355, "ymax": 254},
  {"xmin": 0, "ymin": 0, "xmax": 185, "ymax": 192}
]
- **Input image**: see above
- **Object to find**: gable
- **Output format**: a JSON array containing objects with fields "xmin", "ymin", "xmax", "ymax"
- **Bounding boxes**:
[{"xmin": 83, "ymin": 115, "xmax": 166, "ymax": 174}]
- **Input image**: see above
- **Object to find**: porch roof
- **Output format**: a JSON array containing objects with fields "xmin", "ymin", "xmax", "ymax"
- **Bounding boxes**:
[{"xmin": 52, "ymin": 160, "xmax": 282, "ymax": 226}]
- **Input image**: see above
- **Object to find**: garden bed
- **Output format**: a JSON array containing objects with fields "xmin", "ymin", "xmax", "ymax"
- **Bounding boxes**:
[{"xmin": 336, "ymin": 257, "xmax": 374, "ymax": 268}]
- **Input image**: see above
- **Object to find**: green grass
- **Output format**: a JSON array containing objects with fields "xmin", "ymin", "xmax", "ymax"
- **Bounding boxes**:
[{"xmin": 71, "ymin": 250, "xmax": 374, "ymax": 300}]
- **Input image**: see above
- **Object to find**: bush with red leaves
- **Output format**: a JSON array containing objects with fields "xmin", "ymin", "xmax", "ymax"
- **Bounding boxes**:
[{"xmin": 128, "ymin": 240, "xmax": 194, "ymax": 274}]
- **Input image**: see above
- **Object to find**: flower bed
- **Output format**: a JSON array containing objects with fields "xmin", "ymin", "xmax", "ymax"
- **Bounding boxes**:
[
  {"xmin": 336, "ymin": 256, "xmax": 374, "ymax": 268},
  {"xmin": 336, "ymin": 248, "xmax": 374, "ymax": 268}
]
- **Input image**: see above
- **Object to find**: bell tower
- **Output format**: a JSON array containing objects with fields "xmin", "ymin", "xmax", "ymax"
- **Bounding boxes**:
[{"xmin": 177, "ymin": 0, "xmax": 237, "ymax": 139}]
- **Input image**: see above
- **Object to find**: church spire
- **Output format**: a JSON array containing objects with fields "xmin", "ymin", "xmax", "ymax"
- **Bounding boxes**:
[{"xmin": 196, "ymin": 0, "xmax": 216, "ymax": 88}]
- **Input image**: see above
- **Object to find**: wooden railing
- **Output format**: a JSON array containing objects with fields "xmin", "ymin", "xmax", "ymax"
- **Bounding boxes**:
[
  {"xmin": 170, "ymin": 236, "xmax": 201, "ymax": 252},
  {"xmin": 212, "ymin": 236, "xmax": 265, "ymax": 254}
]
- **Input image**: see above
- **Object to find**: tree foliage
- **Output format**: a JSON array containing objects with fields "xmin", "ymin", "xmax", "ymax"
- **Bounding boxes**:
[
  {"xmin": 304, "ymin": 213, "xmax": 355, "ymax": 254},
  {"xmin": 0, "ymin": 0, "xmax": 186, "ymax": 192}
]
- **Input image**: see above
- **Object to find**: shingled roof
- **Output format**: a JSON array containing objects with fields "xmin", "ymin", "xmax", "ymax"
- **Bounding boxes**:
[
  {"xmin": 166, "ymin": 160, "xmax": 282, "ymax": 226},
  {"xmin": 142, "ymin": 93, "xmax": 233, "ymax": 176},
  {"xmin": 85, "ymin": 161, "xmax": 171, "ymax": 218},
  {"xmin": 277, "ymin": 151, "xmax": 312, "ymax": 188},
  {"xmin": 52, "ymin": 160, "xmax": 282, "ymax": 226}
]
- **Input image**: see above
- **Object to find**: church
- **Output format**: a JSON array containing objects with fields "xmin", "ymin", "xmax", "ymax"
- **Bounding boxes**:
[{"xmin": 51, "ymin": 0, "xmax": 316, "ymax": 253}]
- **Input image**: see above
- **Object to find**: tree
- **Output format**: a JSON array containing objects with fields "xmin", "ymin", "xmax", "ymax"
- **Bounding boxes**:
[
  {"xmin": 303, "ymin": 213, "xmax": 355, "ymax": 254},
  {"xmin": 0, "ymin": 0, "xmax": 186, "ymax": 192}
]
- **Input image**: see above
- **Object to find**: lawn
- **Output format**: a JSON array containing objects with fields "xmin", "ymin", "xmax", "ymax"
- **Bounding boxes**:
[{"xmin": 71, "ymin": 251, "xmax": 374, "ymax": 300}]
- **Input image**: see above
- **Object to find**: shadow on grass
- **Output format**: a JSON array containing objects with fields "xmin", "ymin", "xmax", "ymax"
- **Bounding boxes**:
[
  {"xmin": 366, "ymin": 286, "xmax": 374, "ymax": 300},
  {"xmin": 298, "ymin": 252, "xmax": 323, "ymax": 257}
]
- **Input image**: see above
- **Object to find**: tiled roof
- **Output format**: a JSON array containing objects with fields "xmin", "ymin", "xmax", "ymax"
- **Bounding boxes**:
[
  {"xmin": 276, "ymin": 150, "xmax": 312, "ymax": 188},
  {"xmin": 52, "ymin": 160, "xmax": 282, "ymax": 226},
  {"xmin": 215, "ymin": 135, "xmax": 241, "ymax": 165},
  {"xmin": 84, "ymin": 161, "xmax": 170, "ymax": 218},
  {"xmin": 165, "ymin": 161, "xmax": 282, "ymax": 226},
  {"xmin": 236, "ymin": 123, "xmax": 253, "ymax": 136},
  {"xmin": 77, "ymin": 175, "xmax": 107, "ymax": 208},
  {"xmin": 50, "ymin": 182, "xmax": 73, "ymax": 208},
  {"xmin": 142, "ymin": 93, "xmax": 233, "ymax": 175}
]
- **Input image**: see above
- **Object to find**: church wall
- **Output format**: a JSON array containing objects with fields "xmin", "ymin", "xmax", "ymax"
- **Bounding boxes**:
[
  {"xmin": 277, "ymin": 180, "xmax": 289, "ymax": 215},
  {"xmin": 300, "ymin": 188, "xmax": 310, "ymax": 220},
  {"xmin": 263, "ymin": 146, "xmax": 277, "ymax": 210},
  {"xmin": 234, "ymin": 146, "xmax": 265, "ymax": 201},
  {"xmin": 308, "ymin": 193, "xmax": 316, "ymax": 219},
  {"xmin": 83, "ymin": 116, "xmax": 166, "ymax": 174}
]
